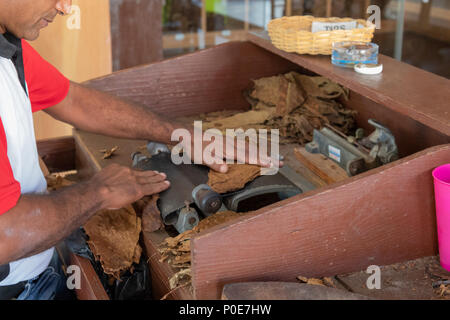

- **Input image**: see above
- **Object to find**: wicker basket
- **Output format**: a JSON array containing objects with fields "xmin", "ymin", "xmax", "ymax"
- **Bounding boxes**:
[{"xmin": 268, "ymin": 16, "xmax": 375, "ymax": 55}]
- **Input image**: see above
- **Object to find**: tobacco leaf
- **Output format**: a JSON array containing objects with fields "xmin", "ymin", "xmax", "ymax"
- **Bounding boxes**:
[
  {"xmin": 426, "ymin": 260, "xmax": 450, "ymax": 280},
  {"xmin": 278, "ymin": 72, "xmax": 306, "ymax": 115},
  {"xmin": 141, "ymin": 194, "xmax": 164, "ymax": 233},
  {"xmin": 297, "ymin": 276, "xmax": 326, "ymax": 286},
  {"xmin": 84, "ymin": 205, "xmax": 142, "ymax": 279},
  {"xmin": 290, "ymin": 72, "xmax": 349, "ymax": 100},
  {"xmin": 297, "ymin": 275, "xmax": 340, "ymax": 288},
  {"xmin": 250, "ymin": 73, "xmax": 306, "ymax": 117},
  {"xmin": 250, "ymin": 75, "xmax": 283, "ymax": 106},
  {"xmin": 195, "ymin": 71, "xmax": 356, "ymax": 145},
  {"xmin": 159, "ymin": 210, "xmax": 251, "ymax": 288},
  {"xmin": 207, "ymin": 164, "xmax": 261, "ymax": 194},
  {"xmin": 202, "ymin": 106, "xmax": 274, "ymax": 131},
  {"xmin": 169, "ymin": 268, "xmax": 191, "ymax": 290},
  {"xmin": 160, "ymin": 211, "xmax": 249, "ymax": 264},
  {"xmin": 100, "ymin": 146, "xmax": 119, "ymax": 159},
  {"xmin": 45, "ymin": 174, "xmax": 75, "ymax": 191},
  {"xmin": 173, "ymin": 253, "xmax": 191, "ymax": 265}
]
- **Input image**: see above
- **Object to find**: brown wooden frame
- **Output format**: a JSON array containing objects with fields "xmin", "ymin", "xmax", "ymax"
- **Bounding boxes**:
[
  {"xmin": 37, "ymin": 136, "xmax": 75, "ymax": 173},
  {"xmin": 75, "ymin": 32, "xmax": 450, "ymax": 299}
]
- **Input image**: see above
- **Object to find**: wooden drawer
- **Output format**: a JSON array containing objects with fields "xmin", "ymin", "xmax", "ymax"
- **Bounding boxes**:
[{"xmin": 70, "ymin": 32, "xmax": 449, "ymax": 300}]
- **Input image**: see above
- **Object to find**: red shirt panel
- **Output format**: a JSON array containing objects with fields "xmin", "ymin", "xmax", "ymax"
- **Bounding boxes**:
[{"xmin": 22, "ymin": 40, "xmax": 70, "ymax": 112}]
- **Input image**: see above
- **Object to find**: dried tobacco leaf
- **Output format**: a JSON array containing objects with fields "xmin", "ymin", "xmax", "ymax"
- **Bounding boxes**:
[
  {"xmin": 276, "ymin": 72, "xmax": 305, "ymax": 116},
  {"xmin": 297, "ymin": 276, "xmax": 326, "ymax": 286},
  {"xmin": 84, "ymin": 205, "xmax": 142, "ymax": 279},
  {"xmin": 289, "ymin": 73, "xmax": 349, "ymax": 100},
  {"xmin": 202, "ymin": 107, "xmax": 274, "ymax": 131},
  {"xmin": 173, "ymin": 253, "xmax": 191, "ymax": 265},
  {"xmin": 250, "ymin": 75, "xmax": 282, "ymax": 106},
  {"xmin": 197, "ymin": 71, "xmax": 356, "ymax": 145},
  {"xmin": 207, "ymin": 164, "xmax": 261, "ymax": 194},
  {"xmin": 45, "ymin": 174, "xmax": 75, "ymax": 191},
  {"xmin": 100, "ymin": 146, "xmax": 119, "ymax": 159},
  {"xmin": 159, "ymin": 210, "xmax": 251, "ymax": 288},
  {"xmin": 141, "ymin": 194, "xmax": 164, "ymax": 233},
  {"xmin": 169, "ymin": 268, "xmax": 191, "ymax": 290}
]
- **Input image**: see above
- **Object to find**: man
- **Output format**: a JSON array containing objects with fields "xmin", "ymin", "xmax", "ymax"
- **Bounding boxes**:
[{"xmin": 0, "ymin": 0, "xmax": 279, "ymax": 300}]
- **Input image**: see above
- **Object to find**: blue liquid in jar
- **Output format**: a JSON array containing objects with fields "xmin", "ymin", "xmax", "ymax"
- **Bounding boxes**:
[{"xmin": 332, "ymin": 42, "xmax": 379, "ymax": 68}]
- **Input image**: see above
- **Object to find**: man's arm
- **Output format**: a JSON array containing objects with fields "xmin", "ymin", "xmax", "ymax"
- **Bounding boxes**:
[
  {"xmin": 45, "ymin": 81, "xmax": 181, "ymax": 145},
  {"xmin": 44, "ymin": 82, "xmax": 281, "ymax": 171},
  {"xmin": 0, "ymin": 164, "xmax": 170, "ymax": 265}
]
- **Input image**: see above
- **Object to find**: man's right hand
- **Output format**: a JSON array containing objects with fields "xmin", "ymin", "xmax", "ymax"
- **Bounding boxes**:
[{"xmin": 91, "ymin": 163, "xmax": 170, "ymax": 210}]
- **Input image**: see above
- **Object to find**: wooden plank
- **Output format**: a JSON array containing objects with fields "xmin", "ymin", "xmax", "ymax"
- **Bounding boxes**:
[
  {"xmin": 39, "ymin": 157, "xmax": 50, "ymax": 177},
  {"xmin": 83, "ymin": 41, "xmax": 303, "ymax": 118},
  {"xmin": 294, "ymin": 147, "xmax": 349, "ymax": 184},
  {"xmin": 222, "ymin": 282, "xmax": 372, "ymax": 300},
  {"xmin": 109, "ymin": 0, "xmax": 163, "ymax": 71},
  {"xmin": 337, "ymin": 256, "xmax": 442, "ymax": 300},
  {"xmin": 74, "ymin": 131, "xmax": 102, "ymax": 180},
  {"xmin": 191, "ymin": 144, "xmax": 449, "ymax": 299},
  {"xmin": 70, "ymin": 253, "xmax": 110, "ymax": 300},
  {"xmin": 247, "ymin": 32, "xmax": 450, "ymax": 137},
  {"xmin": 280, "ymin": 144, "xmax": 328, "ymax": 188},
  {"xmin": 73, "ymin": 129, "xmax": 146, "ymax": 171},
  {"xmin": 286, "ymin": 0, "xmax": 292, "ymax": 16},
  {"xmin": 342, "ymin": 91, "xmax": 450, "ymax": 158},
  {"xmin": 37, "ymin": 136, "xmax": 76, "ymax": 173},
  {"xmin": 38, "ymin": 154, "xmax": 51, "ymax": 181},
  {"xmin": 326, "ymin": 0, "xmax": 332, "ymax": 17}
]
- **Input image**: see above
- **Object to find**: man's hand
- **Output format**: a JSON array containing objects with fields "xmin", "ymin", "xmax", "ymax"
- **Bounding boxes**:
[
  {"xmin": 91, "ymin": 164, "xmax": 170, "ymax": 210},
  {"xmin": 182, "ymin": 131, "xmax": 283, "ymax": 173}
]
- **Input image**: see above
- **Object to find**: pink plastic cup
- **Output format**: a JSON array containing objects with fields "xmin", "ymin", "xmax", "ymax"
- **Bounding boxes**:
[{"xmin": 433, "ymin": 163, "xmax": 450, "ymax": 271}]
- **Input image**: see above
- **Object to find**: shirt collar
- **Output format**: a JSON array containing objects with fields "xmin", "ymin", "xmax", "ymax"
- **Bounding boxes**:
[{"xmin": 0, "ymin": 32, "xmax": 21, "ymax": 59}]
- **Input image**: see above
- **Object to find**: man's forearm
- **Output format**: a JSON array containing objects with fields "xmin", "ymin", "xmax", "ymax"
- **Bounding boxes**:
[
  {"xmin": 0, "ymin": 180, "xmax": 102, "ymax": 265},
  {"xmin": 46, "ymin": 82, "xmax": 187, "ymax": 145},
  {"xmin": 0, "ymin": 163, "xmax": 170, "ymax": 265}
]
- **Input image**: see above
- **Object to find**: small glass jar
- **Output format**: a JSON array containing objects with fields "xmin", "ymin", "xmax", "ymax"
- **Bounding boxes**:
[{"xmin": 331, "ymin": 41, "xmax": 379, "ymax": 68}]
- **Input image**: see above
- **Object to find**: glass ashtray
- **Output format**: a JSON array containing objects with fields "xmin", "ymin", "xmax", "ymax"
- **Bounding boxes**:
[{"xmin": 331, "ymin": 41, "xmax": 379, "ymax": 68}]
